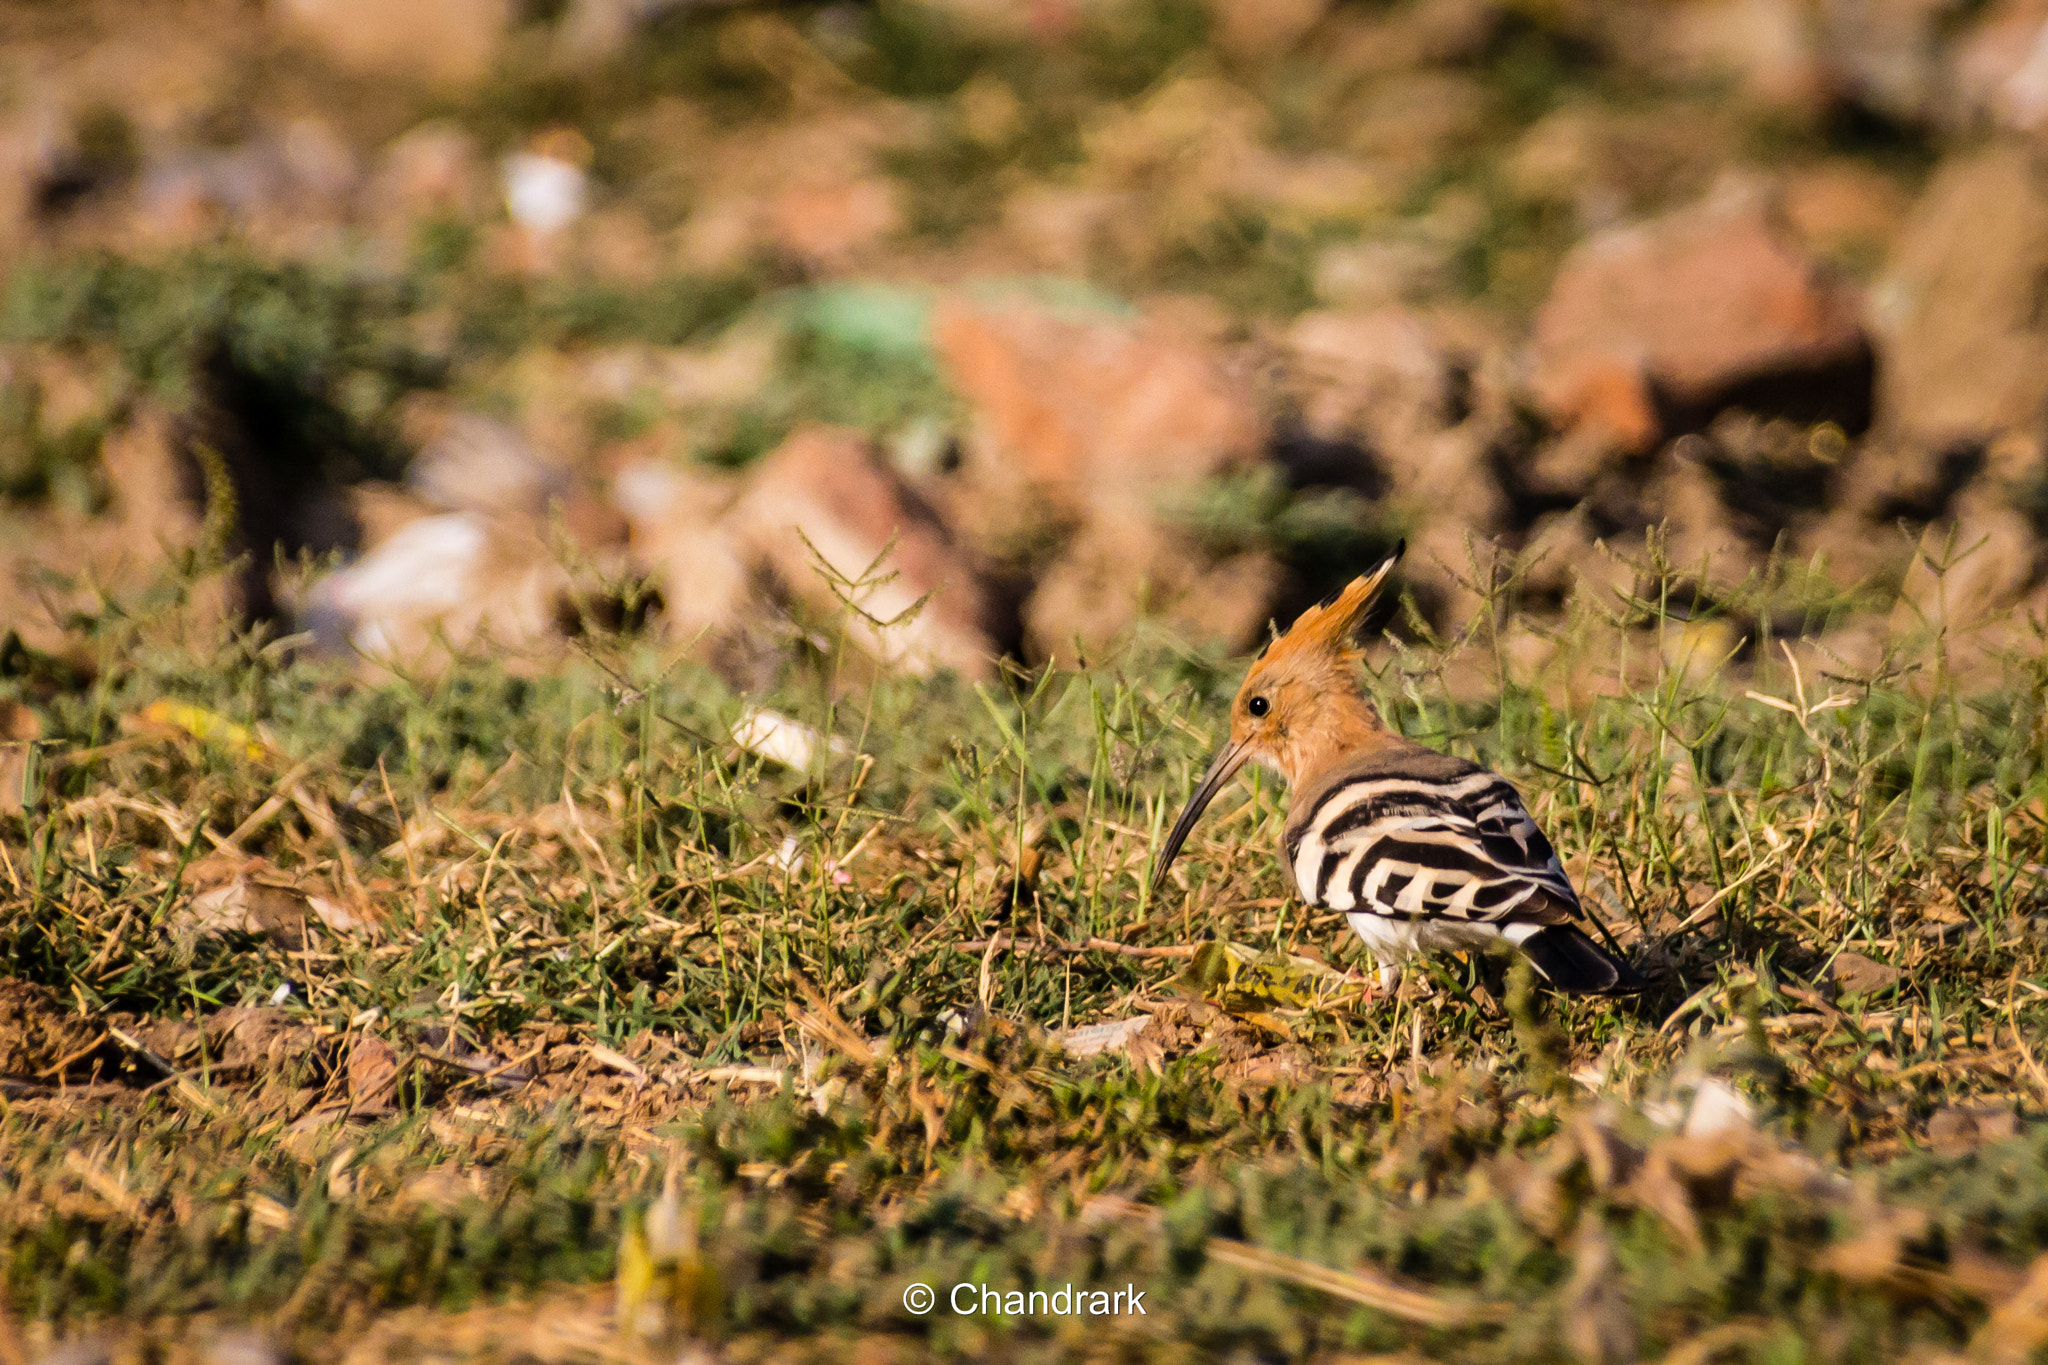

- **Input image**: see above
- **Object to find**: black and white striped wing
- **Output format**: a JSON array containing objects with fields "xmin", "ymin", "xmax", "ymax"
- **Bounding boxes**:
[{"xmin": 1287, "ymin": 769, "xmax": 1578, "ymax": 926}]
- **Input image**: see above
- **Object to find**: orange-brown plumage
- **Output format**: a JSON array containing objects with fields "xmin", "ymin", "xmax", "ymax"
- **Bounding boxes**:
[
  {"xmin": 1152, "ymin": 548, "xmax": 1404, "ymax": 885},
  {"xmin": 1226, "ymin": 555, "xmax": 1403, "ymax": 796}
]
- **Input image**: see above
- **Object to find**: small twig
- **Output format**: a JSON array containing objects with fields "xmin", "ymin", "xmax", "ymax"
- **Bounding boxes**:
[
  {"xmin": 418, "ymin": 1045, "xmax": 542, "ymax": 1087},
  {"xmin": 954, "ymin": 936, "xmax": 1198, "ymax": 960},
  {"xmin": 588, "ymin": 1043, "xmax": 647, "ymax": 1081},
  {"xmin": 106, "ymin": 1026, "xmax": 223, "ymax": 1118},
  {"xmin": 1088, "ymin": 1195, "xmax": 1504, "ymax": 1327},
  {"xmin": 696, "ymin": 1065, "xmax": 789, "ymax": 1085}
]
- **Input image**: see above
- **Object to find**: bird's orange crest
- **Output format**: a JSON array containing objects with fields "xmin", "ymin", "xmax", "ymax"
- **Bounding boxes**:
[{"xmin": 1248, "ymin": 546, "xmax": 1402, "ymax": 681}]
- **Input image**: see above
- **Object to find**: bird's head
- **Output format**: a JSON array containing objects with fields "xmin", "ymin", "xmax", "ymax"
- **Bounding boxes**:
[{"xmin": 1150, "ymin": 543, "xmax": 1402, "ymax": 894}]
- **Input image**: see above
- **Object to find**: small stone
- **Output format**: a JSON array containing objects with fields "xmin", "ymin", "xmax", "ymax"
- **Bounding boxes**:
[{"xmin": 1285, "ymin": 307, "xmax": 1460, "ymax": 460}]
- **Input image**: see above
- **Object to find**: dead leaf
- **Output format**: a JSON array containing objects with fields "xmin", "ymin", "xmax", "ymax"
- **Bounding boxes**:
[
  {"xmin": 128, "ymin": 699, "xmax": 272, "ymax": 761},
  {"xmin": 1830, "ymin": 951, "xmax": 1902, "ymax": 999},
  {"xmin": 347, "ymin": 1036, "xmax": 401, "ymax": 1116},
  {"xmin": 1060, "ymin": 1015, "xmax": 1154, "ymax": 1058},
  {"xmin": 1169, "ymin": 939, "xmax": 1357, "ymax": 1036},
  {"xmin": 171, "ymin": 865, "xmax": 373, "ymax": 955}
]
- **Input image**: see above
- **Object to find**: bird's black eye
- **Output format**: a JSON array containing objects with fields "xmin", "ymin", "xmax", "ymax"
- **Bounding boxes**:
[{"xmin": 1246, "ymin": 695, "xmax": 1270, "ymax": 718}]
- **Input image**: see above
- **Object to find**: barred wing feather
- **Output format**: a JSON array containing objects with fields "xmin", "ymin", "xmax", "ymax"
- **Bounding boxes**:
[{"xmin": 1290, "ymin": 770, "xmax": 1578, "ymax": 925}]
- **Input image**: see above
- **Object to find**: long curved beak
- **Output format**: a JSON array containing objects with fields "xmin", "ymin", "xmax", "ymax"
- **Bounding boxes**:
[{"xmin": 1150, "ymin": 740, "xmax": 1251, "ymax": 896}]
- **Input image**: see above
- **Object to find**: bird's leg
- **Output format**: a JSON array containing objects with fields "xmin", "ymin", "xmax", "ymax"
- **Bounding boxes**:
[{"xmin": 1378, "ymin": 962, "xmax": 1402, "ymax": 991}]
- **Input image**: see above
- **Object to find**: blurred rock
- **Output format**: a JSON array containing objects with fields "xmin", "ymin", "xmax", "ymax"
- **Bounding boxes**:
[
  {"xmin": 1927, "ymin": 1104, "xmax": 2019, "ymax": 1156},
  {"xmin": 1236, "ymin": 153, "xmax": 1385, "ymax": 232},
  {"xmin": 764, "ymin": 176, "xmax": 901, "ymax": 268},
  {"xmin": 1208, "ymin": 0, "xmax": 1330, "ymax": 63},
  {"xmin": 611, "ymin": 457, "xmax": 751, "ymax": 644},
  {"xmin": 1780, "ymin": 162, "xmax": 1910, "ymax": 260},
  {"xmin": 1988, "ymin": 428, "xmax": 2048, "ymax": 493},
  {"xmin": 1023, "ymin": 514, "xmax": 1282, "ymax": 661},
  {"xmin": 556, "ymin": 0, "xmax": 677, "ymax": 65},
  {"xmin": 933, "ymin": 295, "xmax": 1263, "ymax": 524},
  {"xmin": 1816, "ymin": 0, "xmax": 1960, "ymax": 125},
  {"xmin": 134, "ymin": 120, "xmax": 360, "ymax": 248},
  {"xmin": 1001, "ymin": 184, "xmax": 1128, "ymax": 273},
  {"xmin": 1503, "ymin": 105, "xmax": 1729, "ymax": 237},
  {"xmin": 407, "ymin": 414, "xmax": 571, "ymax": 518},
  {"xmin": 730, "ymin": 425, "xmax": 998, "ymax": 678},
  {"xmin": 1402, "ymin": 517, "xmax": 1502, "ymax": 628},
  {"xmin": 1666, "ymin": 0, "xmax": 1959, "ymax": 123},
  {"xmin": 1870, "ymin": 146, "xmax": 2048, "ymax": 450},
  {"xmin": 1323, "ymin": 0, "xmax": 1503, "ymax": 73},
  {"xmin": 1285, "ymin": 307, "xmax": 1462, "ymax": 460},
  {"xmin": 1078, "ymin": 74, "xmax": 1283, "ymax": 260},
  {"xmin": 1797, "ymin": 506, "xmax": 1900, "ymax": 588},
  {"xmin": 1519, "ymin": 427, "xmax": 1630, "ymax": 505},
  {"xmin": 1663, "ymin": 0, "xmax": 1830, "ymax": 112},
  {"xmin": 305, "ymin": 513, "xmax": 573, "ymax": 665},
  {"xmin": 0, "ymin": 700, "xmax": 38, "ymax": 744},
  {"xmin": 348, "ymin": 482, "xmax": 435, "ymax": 551},
  {"xmin": 0, "ymin": 744, "xmax": 24, "ymax": 816},
  {"xmin": 274, "ymin": 0, "xmax": 512, "ymax": 86},
  {"xmin": 1889, "ymin": 487, "xmax": 2041, "ymax": 636},
  {"xmin": 367, "ymin": 122, "xmax": 485, "ymax": 227},
  {"xmin": 1531, "ymin": 186, "xmax": 1868, "ymax": 452},
  {"xmin": 199, "ymin": 1329, "xmax": 284, "ymax": 1365},
  {"xmin": 1, "ymin": 406, "xmax": 221, "ymax": 655},
  {"xmin": 1342, "ymin": 73, "xmax": 1490, "ymax": 186},
  {"xmin": 1519, "ymin": 508, "xmax": 1630, "ymax": 608},
  {"xmin": 1312, "ymin": 237, "xmax": 1454, "ymax": 309},
  {"xmin": 1949, "ymin": 0, "xmax": 2048, "ymax": 130},
  {"xmin": 956, "ymin": 74, "xmax": 1024, "ymax": 148}
]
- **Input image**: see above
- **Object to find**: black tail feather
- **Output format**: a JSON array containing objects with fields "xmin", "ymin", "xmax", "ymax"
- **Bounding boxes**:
[{"xmin": 1518, "ymin": 926, "xmax": 1644, "ymax": 995}]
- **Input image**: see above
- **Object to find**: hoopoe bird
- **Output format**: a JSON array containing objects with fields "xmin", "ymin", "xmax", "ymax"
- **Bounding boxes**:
[{"xmin": 1151, "ymin": 546, "xmax": 1641, "ymax": 995}]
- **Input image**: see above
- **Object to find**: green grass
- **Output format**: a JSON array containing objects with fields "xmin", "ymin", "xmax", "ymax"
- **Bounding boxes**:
[{"xmin": 4, "ymin": 536, "xmax": 2048, "ymax": 1361}]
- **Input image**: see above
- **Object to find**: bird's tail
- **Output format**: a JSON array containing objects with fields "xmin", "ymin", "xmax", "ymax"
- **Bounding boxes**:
[{"xmin": 1516, "ymin": 925, "xmax": 1644, "ymax": 995}]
